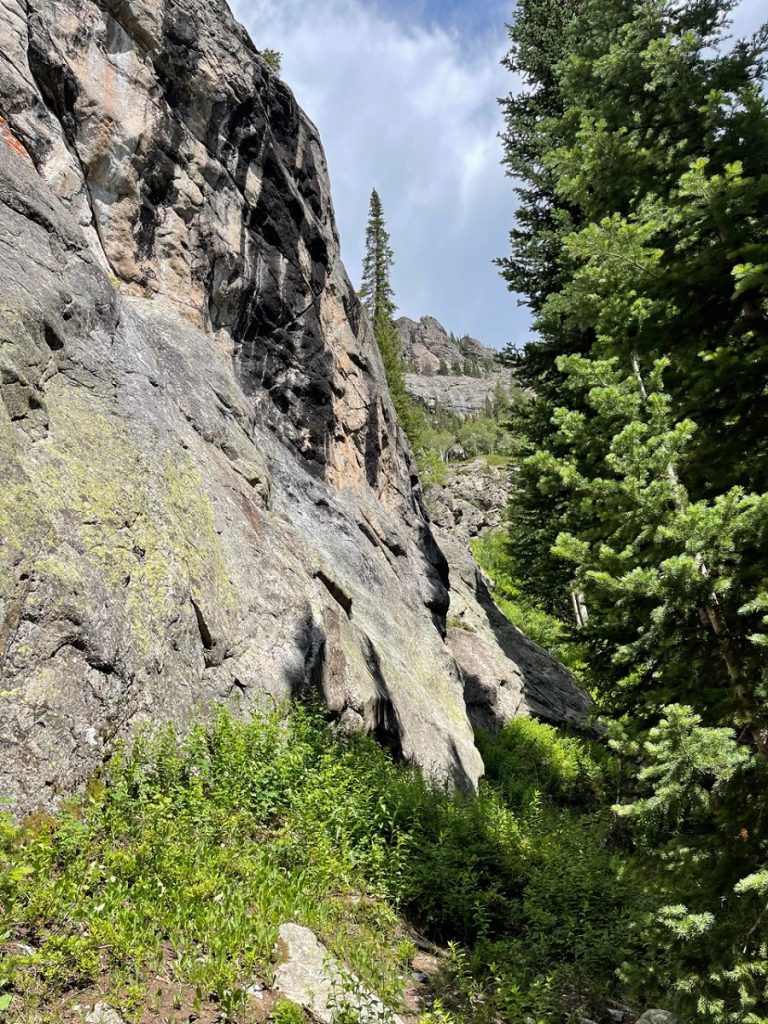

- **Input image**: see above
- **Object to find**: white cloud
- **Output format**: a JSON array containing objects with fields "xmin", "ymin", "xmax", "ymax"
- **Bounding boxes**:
[
  {"xmin": 229, "ymin": 0, "xmax": 766, "ymax": 350},
  {"xmin": 729, "ymin": 0, "xmax": 766, "ymax": 40},
  {"xmin": 230, "ymin": 0, "xmax": 524, "ymax": 348}
]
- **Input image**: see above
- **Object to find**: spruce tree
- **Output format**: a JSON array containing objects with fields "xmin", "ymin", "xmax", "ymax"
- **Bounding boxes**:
[
  {"xmin": 499, "ymin": 1, "xmax": 768, "ymax": 1017},
  {"xmin": 359, "ymin": 189, "xmax": 418, "ymax": 439},
  {"xmin": 360, "ymin": 188, "xmax": 395, "ymax": 325}
]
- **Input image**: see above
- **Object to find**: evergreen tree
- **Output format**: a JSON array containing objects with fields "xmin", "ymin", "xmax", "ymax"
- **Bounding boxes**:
[
  {"xmin": 359, "ymin": 189, "xmax": 418, "ymax": 438},
  {"xmin": 360, "ymin": 188, "xmax": 395, "ymax": 325},
  {"xmin": 498, "ymin": 1, "xmax": 768, "ymax": 1017}
]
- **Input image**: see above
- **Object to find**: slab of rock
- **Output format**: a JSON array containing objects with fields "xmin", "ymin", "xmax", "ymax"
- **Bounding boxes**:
[
  {"xmin": 636, "ymin": 1013, "xmax": 676, "ymax": 1024},
  {"xmin": 396, "ymin": 316, "xmax": 493, "ymax": 376},
  {"xmin": 397, "ymin": 316, "xmax": 513, "ymax": 419},
  {"xmin": 437, "ymin": 529, "xmax": 593, "ymax": 733},
  {"xmin": 404, "ymin": 372, "xmax": 509, "ymax": 420},
  {"xmin": 0, "ymin": 0, "xmax": 482, "ymax": 810},
  {"xmin": 274, "ymin": 923, "xmax": 403, "ymax": 1024},
  {"xmin": 0, "ymin": 0, "xmax": 589, "ymax": 813}
]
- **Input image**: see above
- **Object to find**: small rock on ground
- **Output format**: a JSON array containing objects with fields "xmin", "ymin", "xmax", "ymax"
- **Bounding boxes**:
[
  {"xmin": 84, "ymin": 1006, "xmax": 126, "ymax": 1024},
  {"xmin": 274, "ymin": 922, "xmax": 403, "ymax": 1024}
]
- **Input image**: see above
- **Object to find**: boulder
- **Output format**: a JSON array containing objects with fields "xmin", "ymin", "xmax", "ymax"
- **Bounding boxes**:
[{"xmin": 274, "ymin": 923, "xmax": 403, "ymax": 1024}]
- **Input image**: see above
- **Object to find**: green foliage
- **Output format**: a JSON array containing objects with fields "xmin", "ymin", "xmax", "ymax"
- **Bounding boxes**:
[
  {"xmin": 260, "ymin": 49, "xmax": 282, "ymax": 75},
  {"xmin": 271, "ymin": 999, "xmax": 306, "ymax": 1024},
  {"xmin": 411, "ymin": 403, "xmax": 513, "ymax": 483},
  {"xmin": 499, "ymin": 0, "xmax": 768, "ymax": 1019},
  {"xmin": 0, "ymin": 708, "xmax": 637, "ymax": 1023},
  {"xmin": 611, "ymin": 706, "xmax": 768, "ymax": 1020},
  {"xmin": 359, "ymin": 190, "xmax": 423, "ymax": 444}
]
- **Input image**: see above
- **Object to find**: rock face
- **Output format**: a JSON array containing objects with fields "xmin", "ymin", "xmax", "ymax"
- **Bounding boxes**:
[
  {"xmin": 427, "ymin": 457, "xmax": 509, "ymax": 540},
  {"xmin": 404, "ymin": 372, "xmax": 504, "ymax": 419},
  {"xmin": 397, "ymin": 315, "xmax": 513, "ymax": 420},
  {"xmin": 438, "ymin": 530, "xmax": 592, "ymax": 734},
  {"xmin": 0, "ymin": 0, "xmax": 589, "ymax": 812},
  {"xmin": 397, "ymin": 315, "xmax": 493, "ymax": 376}
]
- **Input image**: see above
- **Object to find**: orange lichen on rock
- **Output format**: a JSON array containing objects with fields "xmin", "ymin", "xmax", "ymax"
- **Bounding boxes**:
[{"xmin": 0, "ymin": 115, "xmax": 31, "ymax": 162}]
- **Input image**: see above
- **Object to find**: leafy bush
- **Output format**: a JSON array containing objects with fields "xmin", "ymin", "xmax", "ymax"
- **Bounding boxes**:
[{"xmin": 0, "ymin": 707, "xmax": 638, "ymax": 1022}]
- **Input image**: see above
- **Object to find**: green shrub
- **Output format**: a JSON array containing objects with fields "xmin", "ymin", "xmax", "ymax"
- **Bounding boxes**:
[{"xmin": 0, "ymin": 707, "xmax": 639, "ymax": 1022}]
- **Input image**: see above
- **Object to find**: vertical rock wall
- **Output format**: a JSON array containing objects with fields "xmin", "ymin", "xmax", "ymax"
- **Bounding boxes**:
[{"xmin": 0, "ymin": 0, "xmax": 589, "ymax": 812}]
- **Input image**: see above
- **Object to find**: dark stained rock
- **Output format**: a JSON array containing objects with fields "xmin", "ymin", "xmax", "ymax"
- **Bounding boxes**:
[{"xmin": 0, "ymin": 0, "xmax": 590, "ymax": 813}]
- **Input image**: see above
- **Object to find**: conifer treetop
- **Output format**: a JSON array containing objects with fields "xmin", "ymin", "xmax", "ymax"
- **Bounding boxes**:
[{"xmin": 360, "ymin": 188, "xmax": 396, "ymax": 324}]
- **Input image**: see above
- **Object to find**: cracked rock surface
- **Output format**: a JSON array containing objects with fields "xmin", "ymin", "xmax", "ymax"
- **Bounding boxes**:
[{"xmin": 0, "ymin": 0, "xmax": 588, "ymax": 812}]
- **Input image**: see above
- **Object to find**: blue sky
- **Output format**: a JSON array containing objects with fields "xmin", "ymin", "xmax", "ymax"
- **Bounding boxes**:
[{"xmin": 231, "ymin": 0, "xmax": 766, "ymax": 349}]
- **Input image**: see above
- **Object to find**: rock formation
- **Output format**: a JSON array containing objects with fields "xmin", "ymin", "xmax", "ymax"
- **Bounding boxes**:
[
  {"xmin": 0, "ymin": 0, "xmax": 589, "ymax": 813},
  {"xmin": 397, "ymin": 315, "xmax": 493, "ymax": 377},
  {"xmin": 397, "ymin": 314, "xmax": 514, "ymax": 420},
  {"xmin": 427, "ymin": 457, "xmax": 509, "ymax": 540}
]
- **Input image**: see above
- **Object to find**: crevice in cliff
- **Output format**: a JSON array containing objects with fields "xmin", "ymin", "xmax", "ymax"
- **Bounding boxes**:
[
  {"xmin": 314, "ymin": 570, "xmax": 353, "ymax": 618},
  {"xmin": 361, "ymin": 636, "xmax": 404, "ymax": 762}
]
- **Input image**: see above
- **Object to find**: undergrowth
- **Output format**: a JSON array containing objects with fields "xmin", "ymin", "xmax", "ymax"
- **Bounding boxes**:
[{"xmin": 0, "ymin": 707, "xmax": 640, "ymax": 1023}]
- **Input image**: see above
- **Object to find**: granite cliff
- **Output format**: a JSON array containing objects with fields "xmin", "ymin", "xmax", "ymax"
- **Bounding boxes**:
[
  {"xmin": 397, "ymin": 314, "xmax": 514, "ymax": 420},
  {"xmin": 0, "ymin": 0, "xmax": 588, "ymax": 813}
]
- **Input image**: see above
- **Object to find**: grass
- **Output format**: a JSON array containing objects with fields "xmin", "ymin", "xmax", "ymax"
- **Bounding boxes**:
[{"xmin": 0, "ymin": 706, "xmax": 641, "ymax": 1023}]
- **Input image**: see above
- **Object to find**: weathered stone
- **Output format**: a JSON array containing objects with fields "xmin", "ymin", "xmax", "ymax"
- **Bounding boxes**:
[
  {"xmin": 636, "ymin": 1012, "xmax": 676, "ymax": 1024},
  {"xmin": 274, "ymin": 922, "xmax": 403, "ymax": 1024},
  {"xmin": 83, "ymin": 1005, "xmax": 126, "ymax": 1024},
  {"xmin": 397, "ymin": 315, "xmax": 492, "ymax": 376},
  {"xmin": 0, "ymin": 0, "xmax": 590, "ymax": 812},
  {"xmin": 405, "ymin": 372, "xmax": 507, "ymax": 420},
  {"xmin": 0, "ymin": 0, "xmax": 482, "ymax": 810},
  {"xmin": 397, "ymin": 315, "xmax": 514, "ymax": 420},
  {"xmin": 438, "ymin": 529, "xmax": 593, "ymax": 734},
  {"xmin": 427, "ymin": 457, "xmax": 509, "ymax": 540}
]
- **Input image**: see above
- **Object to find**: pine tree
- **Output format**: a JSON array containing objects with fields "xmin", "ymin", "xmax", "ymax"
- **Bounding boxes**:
[
  {"xmin": 359, "ymin": 189, "xmax": 419, "ymax": 440},
  {"xmin": 497, "ymin": 1, "xmax": 768, "ymax": 1017},
  {"xmin": 360, "ymin": 188, "xmax": 395, "ymax": 325}
]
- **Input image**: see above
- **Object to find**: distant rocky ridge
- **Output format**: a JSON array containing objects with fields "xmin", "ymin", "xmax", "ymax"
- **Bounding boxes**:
[
  {"xmin": 397, "ymin": 315, "xmax": 514, "ymax": 419},
  {"xmin": 0, "ymin": 0, "xmax": 589, "ymax": 813}
]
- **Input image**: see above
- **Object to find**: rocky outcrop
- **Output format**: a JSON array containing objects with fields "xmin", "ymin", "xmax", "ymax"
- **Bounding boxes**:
[
  {"xmin": 437, "ymin": 530, "xmax": 592, "ymax": 734},
  {"xmin": 0, "ymin": 0, "xmax": 486, "ymax": 811},
  {"xmin": 404, "ymin": 372, "xmax": 506, "ymax": 419},
  {"xmin": 397, "ymin": 315, "xmax": 492, "ymax": 376},
  {"xmin": 427, "ymin": 457, "xmax": 508, "ymax": 540},
  {"xmin": 397, "ymin": 315, "xmax": 513, "ymax": 420},
  {"xmin": 0, "ymin": 0, "xmax": 589, "ymax": 813}
]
